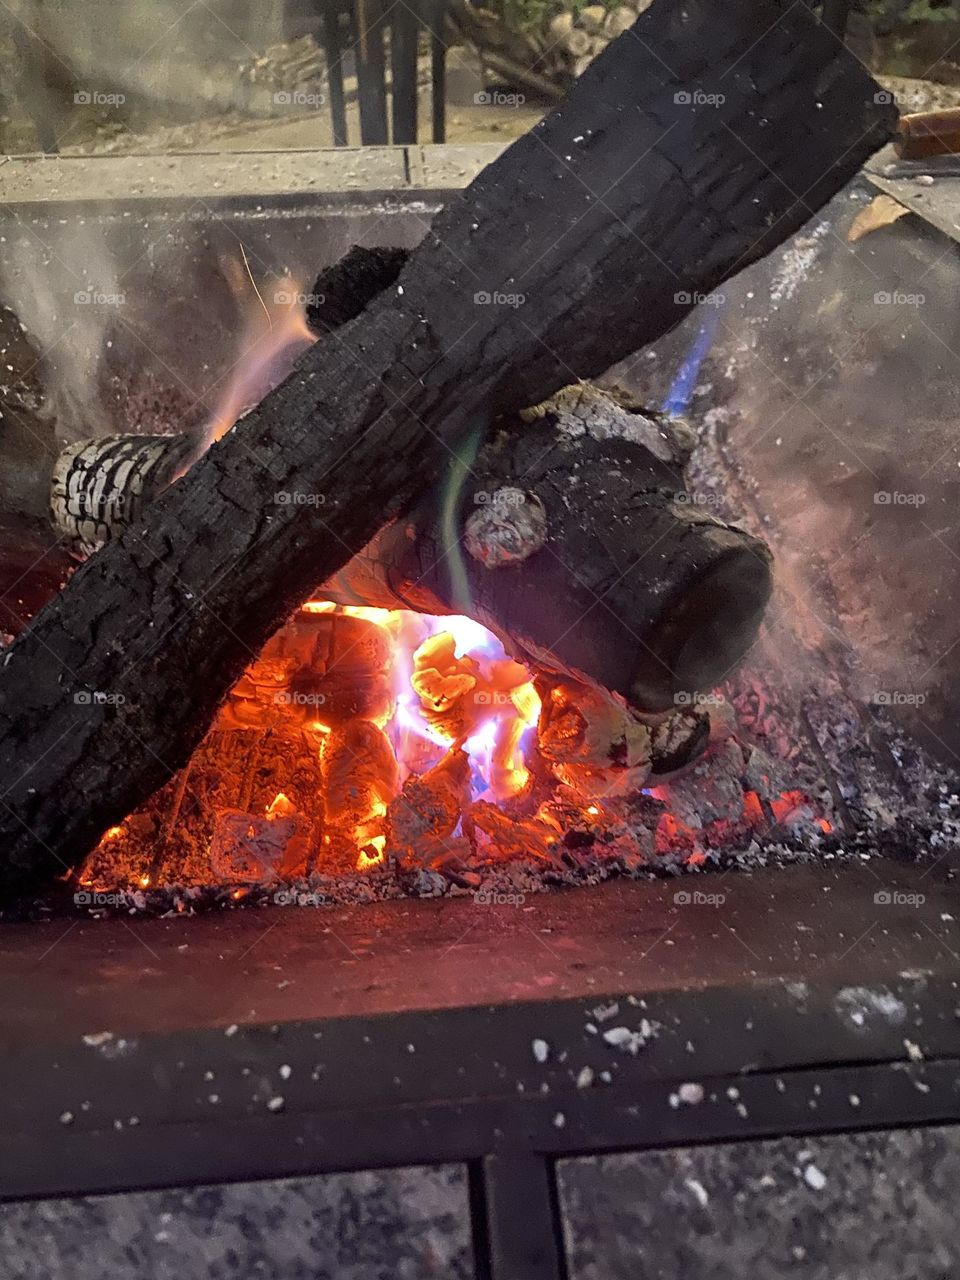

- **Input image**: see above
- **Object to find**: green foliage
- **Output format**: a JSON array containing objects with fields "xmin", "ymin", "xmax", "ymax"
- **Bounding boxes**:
[
  {"xmin": 496, "ymin": 0, "xmax": 555, "ymax": 34},
  {"xmin": 492, "ymin": 0, "xmax": 620, "ymax": 34},
  {"xmin": 903, "ymin": 0, "xmax": 955, "ymax": 20},
  {"xmin": 861, "ymin": 0, "xmax": 956, "ymax": 23}
]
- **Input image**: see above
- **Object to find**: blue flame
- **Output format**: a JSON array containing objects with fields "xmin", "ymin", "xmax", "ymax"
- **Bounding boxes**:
[{"xmin": 661, "ymin": 305, "xmax": 722, "ymax": 418}]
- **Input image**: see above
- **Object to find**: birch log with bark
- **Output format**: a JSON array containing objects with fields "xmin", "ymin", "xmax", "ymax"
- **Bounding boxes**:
[{"xmin": 0, "ymin": 0, "xmax": 895, "ymax": 896}]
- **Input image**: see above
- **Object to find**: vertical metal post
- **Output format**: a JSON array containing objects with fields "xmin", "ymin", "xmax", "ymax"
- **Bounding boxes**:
[
  {"xmin": 354, "ymin": 0, "xmax": 389, "ymax": 145},
  {"xmin": 428, "ymin": 0, "xmax": 447, "ymax": 144},
  {"xmin": 474, "ymin": 1152, "xmax": 566, "ymax": 1280},
  {"xmin": 390, "ymin": 1, "xmax": 419, "ymax": 144},
  {"xmin": 321, "ymin": 0, "xmax": 349, "ymax": 146}
]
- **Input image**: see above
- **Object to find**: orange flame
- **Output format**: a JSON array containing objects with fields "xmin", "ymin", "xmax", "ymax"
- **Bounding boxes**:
[
  {"xmin": 266, "ymin": 792, "xmax": 296, "ymax": 819},
  {"xmin": 178, "ymin": 268, "xmax": 316, "ymax": 476}
]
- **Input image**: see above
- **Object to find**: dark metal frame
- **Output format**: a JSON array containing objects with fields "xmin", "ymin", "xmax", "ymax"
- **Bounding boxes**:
[
  {"xmin": 2, "ymin": 962, "xmax": 957, "ymax": 1279},
  {"xmin": 315, "ymin": 0, "xmax": 448, "ymax": 146}
]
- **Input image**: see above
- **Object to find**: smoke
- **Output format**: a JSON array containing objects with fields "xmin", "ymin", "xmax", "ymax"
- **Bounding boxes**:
[
  {"xmin": 609, "ymin": 180, "xmax": 960, "ymax": 755},
  {"xmin": 0, "ymin": 219, "xmax": 123, "ymax": 444},
  {"xmin": 8, "ymin": 0, "xmax": 285, "ymax": 145}
]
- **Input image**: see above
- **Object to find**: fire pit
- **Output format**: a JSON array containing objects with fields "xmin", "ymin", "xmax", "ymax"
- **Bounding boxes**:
[
  {"xmin": 0, "ymin": 2, "xmax": 958, "ymax": 1274},
  {"xmin": 0, "ymin": 146, "xmax": 957, "ymax": 1274}
]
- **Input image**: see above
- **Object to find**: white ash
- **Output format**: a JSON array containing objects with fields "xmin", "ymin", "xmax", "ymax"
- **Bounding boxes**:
[
  {"xmin": 464, "ymin": 490, "xmax": 547, "ymax": 568},
  {"xmin": 658, "ymin": 737, "xmax": 750, "ymax": 828},
  {"xmin": 602, "ymin": 1019, "xmax": 658, "ymax": 1055},
  {"xmin": 904, "ymin": 1039, "xmax": 924, "ymax": 1062},
  {"xmin": 532, "ymin": 1038, "xmax": 550, "ymax": 1064},
  {"xmin": 678, "ymin": 1081, "xmax": 704, "ymax": 1105},
  {"xmin": 769, "ymin": 220, "xmax": 830, "ymax": 304},
  {"xmin": 591, "ymin": 1001, "xmax": 620, "ymax": 1023},
  {"xmin": 82, "ymin": 1031, "xmax": 114, "ymax": 1048},
  {"xmin": 685, "ymin": 1178, "xmax": 710, "ymax": 1208},
  {"xmin": 519, "ymin": 383, "xmax": 693, "ymax": 465},
  {"xmin": 803, "ymin": 1164, "xmax": 827, "ymax": 1191},
  {"xmin": 834, "ymin": 987, "xmax": 908, "ymax": 1029}
]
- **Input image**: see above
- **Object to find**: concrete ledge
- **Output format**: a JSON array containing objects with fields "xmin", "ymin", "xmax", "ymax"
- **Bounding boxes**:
[{"xmin": 0, "ymin": 144, "xmax": 505, "ymax": 206}]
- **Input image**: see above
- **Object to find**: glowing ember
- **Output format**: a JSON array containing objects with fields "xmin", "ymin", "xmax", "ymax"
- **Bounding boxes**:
[
  {"xmin": 77, "ymin": 598, "xmax": 834, "ymax": 894},
  {"xmin": 266, "ymin": 792, "xmax": 296, "ymax": 819}
]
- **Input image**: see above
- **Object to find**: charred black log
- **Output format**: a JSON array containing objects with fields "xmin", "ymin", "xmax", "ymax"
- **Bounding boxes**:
[
  {"xmin": 305, "ymin": 246, "xmax": 410, "ymax": 335},
  {"xmin": 0, "ymin": 0, "xmax": 895, "ymax": 895},
  {"xmin": 47, "ymin": 380, "xmax": 769, "ymax": 712},
  {"xmin": 325, "ymin": 384, "xmax": 772, "ymax": 711}
]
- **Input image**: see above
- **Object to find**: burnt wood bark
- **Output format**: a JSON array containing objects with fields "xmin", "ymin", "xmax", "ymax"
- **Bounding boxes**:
[
  {"xmin": 308, "ymin": 251, "xmax": 772, "ymax": 708},
  {"xmin": 0, "ymin": 0, "xmax": 895, "ymax": 895},
  {"xmin": 324, "ymin": 384, "xmax": 773, "ymax": 711},
  {"xmin": 45, "ymin": 383, "xmax": 774, "ymax": 713},
  {"xmin": 46, "ymin": 250, "xmax": 770, "ymax": 711}
]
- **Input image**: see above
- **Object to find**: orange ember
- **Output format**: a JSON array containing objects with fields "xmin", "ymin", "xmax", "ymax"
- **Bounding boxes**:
[{"xmin": 79, "ymin": 597, "xmax": 834, "ymax": 892}]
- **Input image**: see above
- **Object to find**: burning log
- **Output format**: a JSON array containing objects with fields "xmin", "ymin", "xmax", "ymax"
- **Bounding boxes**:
[
  {"xmin": 304, "ymin": 253, "xmax": 770, "ymax": 711},
  {"xmin": 50, "ymin": 434, "xmax": 194, "ymax": 556},
  {"xmin": 0, "ymin": 0, "xmax": 895, "ymax": 895},
  {"xmin": 324, "ymin": 379, "xmax": 772, "ymax": 711},
  {"xmin": 50, "ymin": 248, "xmax": 770, "ymax": 713},
  {"xmin": 388, "ymin": 748, "xmax": 472, "ymax": 861},
  {"xmin": 320, "ymin": 719, "xmax": 398, "ymax": 869}
]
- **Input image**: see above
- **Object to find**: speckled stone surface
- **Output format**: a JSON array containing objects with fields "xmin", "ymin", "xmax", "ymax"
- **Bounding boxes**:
[
  {"xmin": 0, "ymin": 1164, "xmax": 473, "ymax": 1280},
  {"xmin": 558, "ymin": 1125, "xmax": 960, "ymax": 1280}
]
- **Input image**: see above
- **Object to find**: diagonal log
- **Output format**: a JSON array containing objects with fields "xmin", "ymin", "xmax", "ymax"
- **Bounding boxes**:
[
  {"xmin": 47, "ymin": 248, "xmax": 773, "ymax": 714},
  {"xmin": 0, "ymin": 0, "xmax": 895, "ymax": 895}
]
